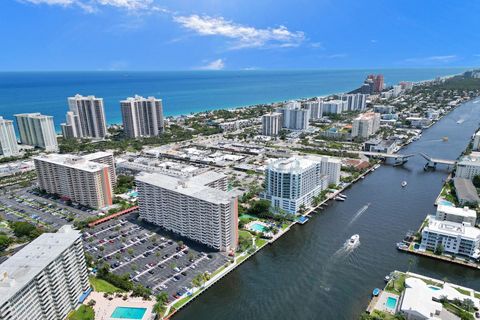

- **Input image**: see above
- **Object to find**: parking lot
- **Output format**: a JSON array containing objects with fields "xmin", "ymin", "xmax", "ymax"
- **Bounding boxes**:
[
  {"xmin": 0, "ymin": 187, "xmax": 93, "ymax": 229},
  {"xmin": 84, "ymin": 213, "xmax": 230, "ymax": 298}
]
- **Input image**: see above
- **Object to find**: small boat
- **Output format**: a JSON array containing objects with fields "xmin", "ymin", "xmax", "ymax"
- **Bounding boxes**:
[
  {"xmin": 372, "ymin": 288, "xmax": 381, "ymax": 296},
  {"xmin": 384, "ymin": 275, "xmax": 391, "ymax": 283},
  {"xmin": 338, "ymin": 193, "xmax": 347, "ymax": 199},
  {"xmin": 442, "ymin": 136, "xmax": 448, "ymax": 142},
  {"xmin": 334, "ymin": 196, "xmax": 345, "ymax": 201},
  {"xmin": 457, "ymin": 119, "xmax": 464, "ymax": 124},
  {"xmin": 396, "ymin": 242, "xmax": 408, "ymax": 250},
  {"xmin": 348, "ymin": 234, "xmax": 360, "ymax": 246},
  {"xmin": 401, "ymin": 181, "xmax": 407, "ymax": 187}
]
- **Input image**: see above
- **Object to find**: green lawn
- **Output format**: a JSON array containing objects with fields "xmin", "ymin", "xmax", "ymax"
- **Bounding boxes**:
[
  {"xmin": 68, "ymin": 305, "xmax": 94, "ymax": 320},
  {"xmin": 385, "ymin": 273, "xmax": 406, "ymax": 295},
  {"xmin": 475, "ymin": 292, "xmax": 480, "ymax": 299},
  {"xmin": 454, "ymin": 286, "xmax": 471, "ymax": 296},
  {"xmin": 255, "ymin": 237, "xmax": 267, "ymax": 247},
  {"xmin": 89, "ymin": 276, "xmax": 123, "ymax": 293}
]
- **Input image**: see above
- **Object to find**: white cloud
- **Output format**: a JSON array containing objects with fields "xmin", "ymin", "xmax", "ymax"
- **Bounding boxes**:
[
  {"xmin": 404, "ymin": 55, "xmax": 458, "ymax": 64},
  {"xmin": 173, "ymin": 15, "xmax": 305, "ymax": 49},
  {"xmin": 96, "ymin": 0, "xmax": 152, "ymax": 10},
  {"xmin": 198, "ymin": 59, "xmax": 225, "ymax": 70},
  {"xmin": 20, "ymin": 0, "xmax": 155, "ymax": 12},
  {"xmin": 22, "ymin": 0, "xmax": 75, "ymax": 5}
]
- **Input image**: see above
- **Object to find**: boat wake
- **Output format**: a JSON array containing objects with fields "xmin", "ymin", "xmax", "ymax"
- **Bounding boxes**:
[{"xmin": 348, "ymin": 203, "xmax": 370, "ymax": 226}]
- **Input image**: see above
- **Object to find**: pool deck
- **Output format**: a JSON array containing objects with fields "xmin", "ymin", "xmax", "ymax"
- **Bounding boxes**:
[
  {"xmin": 85, "ymin": 292, "xmax": 155, "ymax": 320},
  {"xmin": 371, "ymin": 291, "xmax": 399, "ymax": 314}
]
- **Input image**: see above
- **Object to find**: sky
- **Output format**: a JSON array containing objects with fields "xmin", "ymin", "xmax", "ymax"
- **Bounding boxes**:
[{"xmin": 1, "ymin": 0, "xmax": 480, "ymax": 71}]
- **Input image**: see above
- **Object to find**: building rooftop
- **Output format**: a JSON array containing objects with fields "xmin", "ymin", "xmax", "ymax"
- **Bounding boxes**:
[
  {"xmin": 121, "ymin": 95, "xmax": 161, "ymax": 103},
  {"xmin": 83, "ymin": 151, "xmax": 113, "ymax": 160},
  {"xmin": 452, "ymin": 178, "xmax": 480, "ymax": 204},
  {"xmin": 0, "ymin": 225, "xmax": 81, "ymax": 305},
  {"xmin": 354, "ymin": 112, "xmax": 378, "ymax": 120},
  {"xmin": 268, "ymin": 155, "xmax": 339, "ymax": 173},
  {"xmin": 34, "ymin": 153, "xmax": 109, "ymax": 173},
  {"xmin": 136, "ymin": 171, "xmax": 234, "ymax": 204},
  {"xmin": 14, "ymin": 113, "xmax": 53, "ymax": 119},
  {"xmin": 437, "ymin": 203, "xmax": 477, "ymax": 219},
  {"xmin": 425, "ymin": 217, "xmax": 480, "ymax": 240}
]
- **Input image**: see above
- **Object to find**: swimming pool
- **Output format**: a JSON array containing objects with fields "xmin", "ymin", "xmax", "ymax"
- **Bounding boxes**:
[
  {"xmin": 250, "ymin": 223, "xmax": 267, "ymax": 232},
  {"xmin": 429, "ymin": 286, "xmax": 441, "ymax": 291},
  {"xmin": 386, "ymin": 297, "xmax": 397, "ymax": 310},
  {"xmin": 111, "ymin": 307, "xmax": 147, "ymax": 319},
  {"xmin": 438, "ymin": 199, "xmax": 454, "ymax": 207}
]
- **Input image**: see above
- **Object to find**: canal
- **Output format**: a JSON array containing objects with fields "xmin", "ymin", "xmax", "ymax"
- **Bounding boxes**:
[{"xmin": 174, "ymin": 99, "xmax": 480, "ymax": 320}]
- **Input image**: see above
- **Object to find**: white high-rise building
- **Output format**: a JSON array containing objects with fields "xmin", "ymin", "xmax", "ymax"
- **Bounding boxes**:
[
  {"xmin": 351, "ymin": 112, "xmax": 381, "ymax": 139},
  {"xmin": 0, "ymin": 225, "xmax": 90, "ymax": 320},
  {"xmin": 136, "ymin": 171, "xmax": 238, "ymax": 252},
  {"xmin": 121, "ymin": 95, "xmax": 164, "ymax": 138},
  {"xmin": 0, "ymin": 117, "xmax": 19, "ymax": 157},
  {"xmin": 34, "ymin": 152, "xmax": 114, "ymax": 209},
  {"xmin": 262, "ymin": 112, "xmax": 282, "ymax": 136},
  {"xmin": 303, "ymin": 99, "xmax": 323, "ymax": 120},
  {"xmin": 262, "ymin": 155, "xmax": 341, "ymax": 214},
  {"xmin": 277, "ymin": 101, "xmax": 310, "ymax": 131},
  {"xmin": 14, "ymin": 113, "xmax": 58, "ymax": 152},
  {"xmin": 473, "ymin": 131, "xmax": 480, "ymax": 151},
  {"xmin": 340, "ymin": 94, "xmax": 368, "ymax": 111},
  {"xmin": 62, "ymin": 94, "xmax": 108, "ymax": 139},
  {"xmin": 456, "ymin": 152, "xmax": 480, "ymax": 180},
  {"xmin": 322, "ymin": 100, "xmax": 347, "ymax": 115}
]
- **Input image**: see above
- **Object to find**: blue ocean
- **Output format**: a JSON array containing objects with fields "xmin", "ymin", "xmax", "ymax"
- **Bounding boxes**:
[{"xmin": 0, "ymin": 68, "xmax": 467, "ymax": 130}]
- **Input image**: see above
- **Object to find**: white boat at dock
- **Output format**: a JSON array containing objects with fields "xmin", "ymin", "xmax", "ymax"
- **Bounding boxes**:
[{"xmin": 334, "ymin": 196, "xmax": 345, "ymax": 201}]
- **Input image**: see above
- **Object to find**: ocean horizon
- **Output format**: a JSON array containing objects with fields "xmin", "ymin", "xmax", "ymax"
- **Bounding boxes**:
[{"xmin": 0, "ymin": 68, "xmax": 468, "ymax": 131}]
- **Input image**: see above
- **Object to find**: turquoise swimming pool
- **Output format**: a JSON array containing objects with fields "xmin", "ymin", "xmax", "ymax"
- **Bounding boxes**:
[
  {"xmin": 429, "ymin": 286, "xmax": 441, "ymax": 291},
  {"xmin": 111, "ymin": 307, "xmax": 147, "ymax": 319},
  {"xmin": 250, "ymin": 222, "xmax": 267, "ymax": 232},
  {"xmin": 386, "ymin": 297, "xmax": 397, "ymax": 310}
]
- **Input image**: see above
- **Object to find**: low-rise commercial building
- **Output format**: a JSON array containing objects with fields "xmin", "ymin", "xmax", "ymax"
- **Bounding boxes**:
[
  {"xmin": 453, "ymin": 177, "xmax": 480, "ymax": 206},
  {"xmin": 136, "ymin": 171, "xmax": 237, "ymax": 252},
  {"xmin": 373, "ymin": 105, "xmax": 395, "ymax": 114},
  {"xmin": 34, "ymin": 152, "xmax": 114, "ymax": 209},
  {"xmin": 0, "ymin": 225, "xmax": 90, "ymax": 320},
  {"xmin": 406, "ymin": 117, "xmax": 431, "ymax": 129},
  {"xmin": 420, "ymin": 218, "xmax": 480, "ymax": 259},
  {"xmin": 436, "ymin": 204, "xmax": 476, "ymax": 226}
]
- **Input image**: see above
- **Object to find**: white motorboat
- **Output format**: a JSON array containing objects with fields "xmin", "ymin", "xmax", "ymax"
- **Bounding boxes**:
[
  {"xmin": 348, "ymin": 234, "xmax": 360, "ymax": 246},
  {"xmin": 334, "ymin": 196, "xmax": 345, "ymax": 201},
  {"xmin": 401, "ymin": 181, "xmax": 407, "ymax": 187}
]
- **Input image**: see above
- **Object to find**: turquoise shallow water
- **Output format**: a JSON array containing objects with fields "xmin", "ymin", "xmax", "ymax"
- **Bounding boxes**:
[
  {"xmin": 0, "ymin": 68, "xmax": 467, "ymax": 131},
  {"xmin": 111, "ymin": 307, "xmax": 146, "ymax": 319}
]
